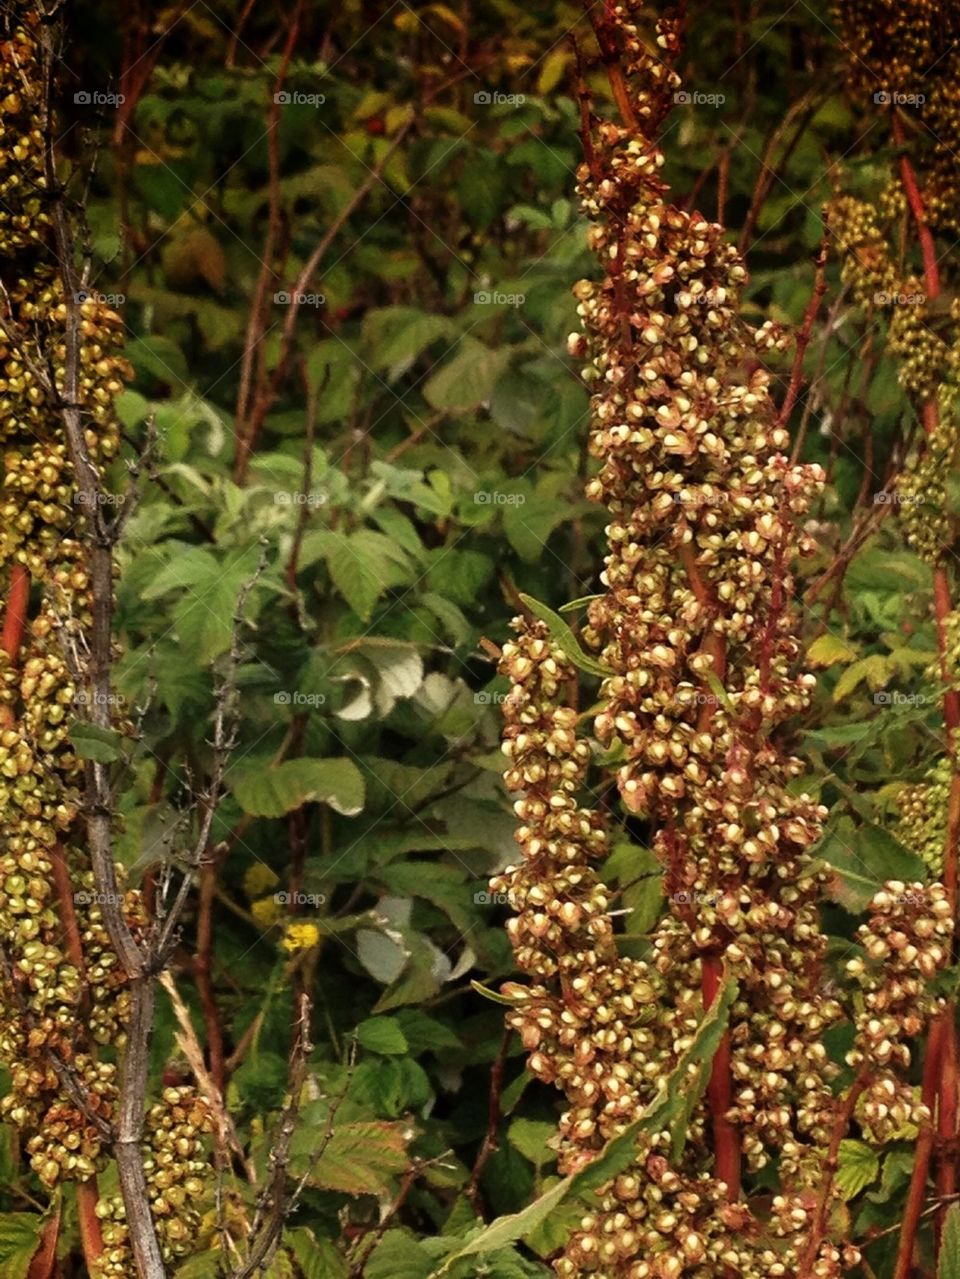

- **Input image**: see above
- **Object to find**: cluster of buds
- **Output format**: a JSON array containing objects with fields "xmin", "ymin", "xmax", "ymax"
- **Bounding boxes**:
[
  {"xmin": 845, "ymin": 882, "xmax": 952, "ymax": 1141},
  {"xmin": 95, "ymin": 1087, "xmax": 213, "ymax": 1273},
  {"xmin": 0, "ymin": 10, "xmax": 211, "ymax": 1271},
  {"xmin": 896, "ymin": 756, "xmax": 951, "ymax": 876},
  {"xmin": 494, "ymin": 5, "xmax": 865, "ymax": 1276}
]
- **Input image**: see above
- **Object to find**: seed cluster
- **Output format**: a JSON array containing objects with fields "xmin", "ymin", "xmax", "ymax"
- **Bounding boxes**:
[
  {"xmin": 845, "ymin": 882, "xmax": 952, "ymax": 1142},
  {"xmin": 0, "ymin": 12, "xmax": 211, "ymax": 1272},
  {"xmin": 495, "ymin": 5, "xmax": 867, "ymax": 1276}
]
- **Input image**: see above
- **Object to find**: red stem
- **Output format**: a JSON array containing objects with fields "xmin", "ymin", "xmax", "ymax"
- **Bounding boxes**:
[
  {"xmin": 895, "ymin": 1016, "xmax": 947, "ymax": 1279},
  {"xmin": 702, "ymin": 954, "xmax": 740, "ymax": 1197}
]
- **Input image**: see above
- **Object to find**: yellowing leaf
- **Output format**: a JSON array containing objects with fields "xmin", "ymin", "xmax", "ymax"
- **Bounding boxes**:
[
  {"xmin": 806, "ymin": 633, "xmax": 858, "ymax": 667},
  {"xmin": 832, "ymin": 654, "xmax": 891, "ymax": 703}
]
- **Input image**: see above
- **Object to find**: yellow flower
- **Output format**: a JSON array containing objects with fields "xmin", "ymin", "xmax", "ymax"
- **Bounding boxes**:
[{"xmin": 281, "ymin": 921, "xmax": 321, "ymax": 953}]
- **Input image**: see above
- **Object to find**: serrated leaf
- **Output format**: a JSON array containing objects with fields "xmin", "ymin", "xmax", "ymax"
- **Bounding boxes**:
[
  {"xmin": 836, "ymin": 1139, "xmax": 879, "ymax": 1200},
  {"xmin": 423, "ymin": 339, "xmax": 510, "ymax": 411},
  {"xmin": 230, "ymin": 758, "xmax": 365, "ymax": 818},
  {"xmin": 308, "ymin": 1121, "xmax": 409, "ymax": 1195},
  {"xmin": 69, "ymin": 722, "xmax": 125, "ymax": 763},
  {"xmin": 807, "ymin": 633, "xmax": 858, "ymax": 667},
  {"xmin": 518, "ymin": 594, "xmax": 609, "ymax": 677},
  {"xmin": 0, "ymin": 1212, "xmax": 44, "ymax": 1279},
  {"xmin": 833, "ymin": 654, "xmax": 892, "ymax": 703},
  {"xmin": 357, "ymin": 1017, "xmax": 409, "ymax": 1055},
  {"xmin": 285, "ymin": 1228, "xmax": 349, "ymax": 1279},
  {"xmin": 363, "ymin": 307, "xmax": 451, "ymax": 381},
  {"xmin": 365, "ymin": 1232, "xmax": 435, "ymax": 1279}
]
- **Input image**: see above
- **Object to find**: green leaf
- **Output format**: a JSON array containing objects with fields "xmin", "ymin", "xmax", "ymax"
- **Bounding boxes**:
[
  {"xmin": 307, "ymin": 1121, "xmax": 409, "ymax": 1195},
  {"xmin": 508, "ymin": 1119, "xmax": 557, "ymax": 1169},
  {"xmin": 365, "ymin": 1231, "xmax": 435, "ymax": 1279},
  {"xmin": 357, "ymin": 1016, "xmax": 410, "ymax": 1055},
  {"xmin": 363, "ymin": 307, "xmax": 451, "ymax": 381},
  {"xmin": 806, "ymin": 633, "xmax": 859, "ymax": 667},
  {"xmin": 423, "ymin": 338, "xmax": 511, "ymax": 411},
  {"xmin": 316, "ymin": 530, "xmax": 414, "ymax": 621},
  {"xmin": 435, "ymin": 982, "xmax": 737, "ymax": 1271},
  {"xmin": 518, "ymin": 594, "xmax": 609, "ymax": 677},
  {"xmin": 230, "ymin": 758, "xmax": 365, "ymax": 818},
  {"xmin": 836, "ymin": 1139, "xmax": 879, "ymax": 1200},
  {"xmin": 940, "ymin": 1203, "xmax": 960, "ymax": 1278},
  {"xmin": 285, "ymin": 1228, "xmax": 349, "ymax": 1279},
  {"xmin": 0, "ymin": 1211, "xmax": 44, "ymax": 1279},
  {"xmin": 69, "ymin": 722, "xmax": 125, "ymax": 763}
]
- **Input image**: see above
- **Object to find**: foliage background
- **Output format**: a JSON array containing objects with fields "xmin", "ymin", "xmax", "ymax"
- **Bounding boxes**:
[{"xmin": 12, "ymin": 1, "xmax": 947, "ymax": 1274}]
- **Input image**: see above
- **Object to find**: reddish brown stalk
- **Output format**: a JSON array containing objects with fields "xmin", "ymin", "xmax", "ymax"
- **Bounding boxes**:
[
  {"xmin": 798, "ymin": 1066, "xmax": 870, "ymax": 1278},
  {"xmin": 466, "ymin": 1026, "xmax": 511, "ymax": 1213},
  {"xmin": 776, "ymin": 241, "xmax": 829, "ymax": 431},
  {"xmin": 2, "ymin": 561, "xmax": 29, "ymax": 656},
  {"xmin": 702, "ymin": 954, "xmax": 740, "ymax": 1198},
  {"xmin": 26, "ymin": 1202, "xmax": 60, "ymax": 1279},
  {"xmin": 895, "ymin": 1016, "xmax": 947, "ymax": 1279},
  {"xmin": 891, "ymin": 108, "xmax": 960, "ymax": 1265}
]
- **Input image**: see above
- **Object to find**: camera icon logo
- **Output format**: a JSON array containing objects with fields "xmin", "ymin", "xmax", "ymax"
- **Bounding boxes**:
[
  {"xmin": 274, "ymin": 91, "xmax": 291, "ymax": 105},
  {"xmin": 273, "ymin": 290, "xmax": 291, "ymax": 304},
  {"xmin": 74, "ymin": 91, "xmax": 91, "ymax": 104},
  {"xmin": 274, "ymin": 691, "xmax": 292, "ymax": 704},
  {"xmin": 673, "ymin": 91, "xmax": 691, "ymax": 104},
  {"xmin": 473, "ymin": 90, "xmax": 492, "ymax": 105},
  {"xmin": 474, "ymin": 291, "xmax": 491, "ymax": 304},
  {"xmin": 874, "ymin": 90, "xmax": 891, "ymax": 104}
]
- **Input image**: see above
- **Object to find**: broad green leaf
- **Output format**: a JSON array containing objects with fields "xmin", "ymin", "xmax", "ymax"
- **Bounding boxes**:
[
  {"xmin": 363, "ymin": 307, "xmax": 451, "ymax": 381},
  {"xmin": 357, "ymin": 1016, "xmax": 410, "ymax": 1055},
  {"xmin": 836, "ymin": 1139, "xmax": 879, "ymax": 1200},
  {"xmin": 0, "ymin": 1211, "xmax": 44, "ymax": 1279},
  {"xmin": 508, "ymin": 1119, "xmax": 557, "ymax": 1168},
  {"xmin": 285, "ymin": 1228, "xmax": 348, "ymax": 1279},
  {"xmin": 365, "ymin": 1232, "xmax": 435, "ymax": 1279},
  {"xmin": 230, "ymin": 758, "xmax": 365, "ymax": 818},
  {"xmin": 69, "ymin": 722, "xmax": 125, "ymax": 763},
  {"xmin": 423, "ymin": 338, "xmax": 511, "ymax": 411},
  {"xmin": 307, "ymin": 1121, "xmax": 409, "ymax": 1195}
]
